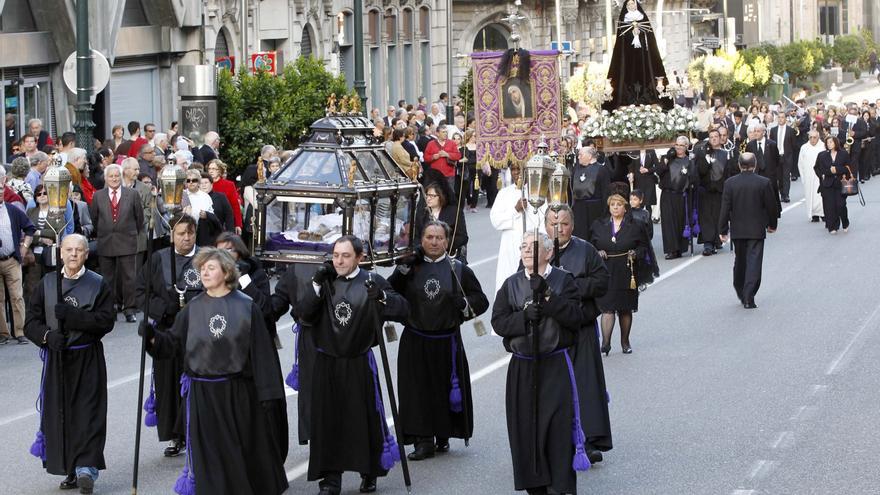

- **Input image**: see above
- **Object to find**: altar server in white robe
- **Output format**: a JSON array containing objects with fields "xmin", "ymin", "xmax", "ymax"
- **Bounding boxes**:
[{"xmin": 797, "ymin": 130, "xmax": 826, "ymax": 222}]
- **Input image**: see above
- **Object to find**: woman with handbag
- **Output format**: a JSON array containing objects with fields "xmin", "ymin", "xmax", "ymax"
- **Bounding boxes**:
[{"xmin": 813, "ymin": 136, "xmax": 852, "ymax": 234}]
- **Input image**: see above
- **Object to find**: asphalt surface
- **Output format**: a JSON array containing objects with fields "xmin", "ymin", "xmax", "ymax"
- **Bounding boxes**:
[{"xmin": 3, "ymin": 110, "xmax": 880, "ymax": 495}]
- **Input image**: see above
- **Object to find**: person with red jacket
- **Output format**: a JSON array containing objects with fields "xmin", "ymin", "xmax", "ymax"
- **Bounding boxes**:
[
  {"xmin": 206, "ymin": 159, "xmax": 243, "ymax": 234},
  {"xmin": 424, "ymin": 127, "xmax": 462, "ymax": 190}
]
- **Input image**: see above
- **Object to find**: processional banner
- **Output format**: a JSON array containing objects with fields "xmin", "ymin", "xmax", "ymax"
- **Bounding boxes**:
[{"xmin": 472, "ymin": 50, "xmax": 562, "ymax": 169}]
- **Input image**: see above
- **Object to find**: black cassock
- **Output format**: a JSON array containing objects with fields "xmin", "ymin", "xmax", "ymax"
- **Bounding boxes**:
[
  {"xmin": 297, "ymin": 269, "xmax": 409, "ymax": 482},
  {"xmin": 388, "ymin": 256, "xmax": 489, "ymax": 445},
  {"xmin": 135, "ymin": 247, "xmax": 204, "ymax": 442},
  {"xmin": 603, "ymin": 2, "xmax": 672, "ymax": 111},
  {"xmin": 492, "ymin": 268, "xmax": 587, "ymax": 494},
  {"xmin": 571, "ymin": 161, "xmax": 611, "ymax": 241},
  {"xmin": 553, "ymin": 237, "xmax": 613, "ymax": 452},
  {"xmin": 24, "ymin": 270, "xmax": 115, "ymax": 477},
  {"xmin": 148, "ymin": 290, "xmax": 288, "ymax": 495},
  {"xmin": 270, "ymin": 262, "xmax": 320, "ymax": 445},
  {"xmin": 657, "ymin": 154, "xmax": 695, "ymax": 254},
  {"xmin": 695, "ymin": 146, "xmax": 730, "ymax": 246}
]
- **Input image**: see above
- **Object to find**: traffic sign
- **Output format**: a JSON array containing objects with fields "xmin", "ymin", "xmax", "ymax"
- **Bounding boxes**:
[
  {"xmin": 62, "ymin": 49, "xmax": 111, "ymax": 103},
  {"xmin": 701, "ymin": 37, "xmax": 721, "ymax": 49}
]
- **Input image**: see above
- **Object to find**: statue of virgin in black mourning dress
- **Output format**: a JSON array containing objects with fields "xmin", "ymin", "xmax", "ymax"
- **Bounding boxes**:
[{"xmin": 603, "ymin": 0, "xmax": 674, "ymax": 112}]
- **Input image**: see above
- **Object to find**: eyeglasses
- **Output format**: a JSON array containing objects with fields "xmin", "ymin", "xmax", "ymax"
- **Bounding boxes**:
[
  {"xmin": 425, "ymin": 193, "xmax": 439, "ymax": 198},
  {"xmin": 145, "ymin": 129, "xmax": 156, "ymax": 133},
  {"xmin": 186, "ymin": 179, "xmax": 199, "ymax": 183},
  {"xmin": 36, "ymin": 192, "xmax": 47, "ymax": 197}
]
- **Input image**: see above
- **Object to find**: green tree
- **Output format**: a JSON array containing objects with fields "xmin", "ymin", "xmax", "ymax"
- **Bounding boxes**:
[
  {"xmin": 218, "ymin": 57, "xmax": 351, "ymax": 178},
  {"xmin": 458, "ymin": 68, "xmax": 474, "ymax": 114},
  {"xmin": 857, "ymin": 29, "xmax": 877, "ymax": 72},
  {"xmin": 832, "ymin": 34, "xmax": 864, "ymax": 76},
  {"xmin": 780, "ymin": 42, "xmax": 815, "ymax": 86}
]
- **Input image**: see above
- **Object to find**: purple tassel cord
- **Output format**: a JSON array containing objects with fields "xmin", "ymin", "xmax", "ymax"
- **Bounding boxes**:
[
  {"xmin": 682, "ymin": 191, "xmax": 692, "ymax": 238},
  {"xmin": 29, "ymin": 348, "xmax": 48, "ymax": 461},
  {"xmin": 691, "ymin": 192, "xmax": 701, "ymax": 236},
  {"xmin": 564, "ymin": 350, "xmax": 591, "ymax": 472},
  {"xmin": 175, "ymin": 374, "xmax": 196, "ymax": 495},
  {"xmin": 285, "ymin": 323, "xmax": 301, "ymax": 391},
  {"xmin": 367, "ymin": 351, "xmax": 400, "ymax": 470},
  {"xmin": 143, "ymin": 374, "xmax": 158, "ymax": 427},
  {"xmin": 449, "ymin": 335, "xmax": 463, "ymax": 413}
]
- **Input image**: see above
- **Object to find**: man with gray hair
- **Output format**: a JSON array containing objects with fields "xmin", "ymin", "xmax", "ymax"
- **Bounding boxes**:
[
  {"xmin": 239, "ymin": 144, "xmax": 277, "ymax": 190},
  {"xmin": 0, "ymin": 164, "xmax": 37, "ymax": 345},
  {"xmin": 658, "ymin": 135, "xmax": 696, "ymax": 259},
  {"xmin": 492, "ymin": 230, "xmax": 588, "ymax": 495},
  {"xmin": 194, "ymin": 131, "xmax": 219, "ymax": 165},
  {"xmin": 744, "ymin": 122, "xmax": 781, "ymax": 216},
  {"xmin": 136, "ymin": 143, "xmax": 157, "ymax": 182},
  {"xmin": 571, "ymin": 146, "xmax": 611, "ymax": 240},
  {"xmin": 153, "ymin": 132, "xmax": 170, "ymax": 161},
  {"xmin": 26, "ymin": 151, "xmax": 50, "ymax": 192},
  {"xmin": 27, "ymin": 118, "xmax": 55, "ymax": 149}
]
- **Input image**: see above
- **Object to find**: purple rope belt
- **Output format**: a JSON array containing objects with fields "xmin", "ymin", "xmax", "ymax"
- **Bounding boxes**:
[
  {"xmin": 174, "ymin": 373, "xmax": 229, "ymax": 495},
  {"xmin": 512, "ymin": 348, "xmax": 591, "ymax": 472},
  {"xmin": 29, "ymin": 342, "xmax": 92, "ymax": 462},
  {"xmin": 285, "ymin": 323, "xmax": 301, "ymax": 391},
  {"xmin": 405, "ymin": 327, "xmax": 463, "ymax": 413},
  {"xmin": 683, "ymin": 190, "xmax": 700, "ymax": 238}
]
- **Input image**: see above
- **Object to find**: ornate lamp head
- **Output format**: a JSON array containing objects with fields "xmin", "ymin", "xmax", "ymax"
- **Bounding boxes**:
[
  {"xmin": 160, "ymin": 165, "xmax": 187, "ymax": 213},
  {"xmin": 43, "ymin": 163, "xmax": 71, "ymax": 215}
]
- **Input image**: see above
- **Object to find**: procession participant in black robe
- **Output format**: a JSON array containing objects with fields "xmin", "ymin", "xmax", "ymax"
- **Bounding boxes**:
[
  {"xmin": 135, "ymin": 214, "xmax": 203, "ymax": 457},
  {"xmin": 571, "ymin": 146, "xmax": 611, "ymax": 240},
  {"xmin": 591, "ymin": 195, "xmax": 651, "ymax": 355},
  {"xmin": 627, "ymin": 148, "xmax": 659, "ymax": 215},
  {"xmin": 493, "ymin": 231, "xmax": 590, "ymax": 495},
  {"xmin": 657, "ymin": 136, "xmax": 695, "ymax": 259},
  {"xmin": 25, "ymin": 234, "xmax": 115, "ymax": 494},
  {"xmin": 604, "ymin": 0, "xmax": 673, "ymax": 111},
  {"xmin": 545, "ymin": 206, "xmax": 612, "ymax": 461},
  {"xmin": 718, "ymin": 126, "xmax": 740, "ymax": 176},
  {"xmin": 215, "ymin": 232, "xmax": 275, "ymax": 342},
  {"xmin": 270, "ymin": 261, "xmax": 320, "ymax": 446},
  {"xmin": 389, "ymin": 220, "xmax": 489, "ymax": 461},
  {"xmin": 144, "ymin": 248, "xmax": 288, "ymax": 495},
  {"xmin": 298, "ymin": 236, "xmax": 410, "ymax": 495},
  {"xmin": 695, "ymin": 129, "xmax": 729, "ymax": 255}
]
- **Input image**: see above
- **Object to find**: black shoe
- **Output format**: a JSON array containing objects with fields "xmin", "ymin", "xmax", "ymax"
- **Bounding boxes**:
[
  {"xmin": 587, "ymin": 449, "xmax": 604, "ymax": 463},
  {"xmin": 125, "ymin": 314, "xmax": 137, "ymax": 323},
  {"xmin": 0, "ymin": 335, "xmax": 9, "ymax": 345},
  {"xmin": 782, "ymin": 197, "xmax": 791, "ymax": 203},
  {"xmin": 164, "ymin": 439, "xmax": 185, "ymax": 457},
  {"xmin": 743, "ymin": 301, "xmax": 757, "ymax": 309},
  {"xmin": 77, "ymin": 475, "xmax": 94, "ymax": 494},
  {"xmin": 664, "ymin": 252, "xmax": 681, "ymax": 260},
  {"xmin": 601, "ymin": 343, "xmax": 611, "ymax": 356},
  {"xmin": 16, "ymin": 336, "xmax": 28, "ymax": 345},
  {"xmin": 407, "ymin": 443, "xmax": 436, "ymax": 461},
  {"xmin": 622, "ymin": 345, "xmax": 633, "ymax": 354},
  {"xmin": 59, "ymin": 475, "xmax": 77, "ymax": 490},
  {"xmin": 359, "ymin": 476, "xmax": 377, "ymax": 493},
  {"xmin": 791, "ymin": 176, "xmax": 799, "ymax": 182},
  {"xmin": 435, "ymin": 438, "xmax": 450, "ymax": 453},
  {"xmin": 811, "ymin": 216, "xmax": 820, "ymax": 223},
  {"xmin": 702, "ymin": 248, "xmax": 714, "ymax": 256}
]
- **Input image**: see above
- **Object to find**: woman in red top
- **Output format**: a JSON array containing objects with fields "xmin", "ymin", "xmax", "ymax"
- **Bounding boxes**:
[
  {"xmin": 424, "ymin": 126, "xmax": 462, "ymax": 190},
  {"xmin": 206, "ymin": 159, "xmax": 243, "ymax": 234}
]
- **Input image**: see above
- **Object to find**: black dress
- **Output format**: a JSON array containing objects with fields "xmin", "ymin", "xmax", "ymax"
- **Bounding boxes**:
[
  {"xmin": 590, "ymin": 216, "xmax": 648, "ymax": 312},
  {"xmin": 814, "ymin": 149, "xmax": 852, "ymax": 232},
  {"xmin": 603, "ymin": 2, "xmax": 673, "ymax": 111}
]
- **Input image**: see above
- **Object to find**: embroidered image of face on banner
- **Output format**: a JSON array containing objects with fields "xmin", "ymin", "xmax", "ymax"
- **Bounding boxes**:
[{"xmin": 472, "ymin": 50, "xmax": 562, "ymax": 169}]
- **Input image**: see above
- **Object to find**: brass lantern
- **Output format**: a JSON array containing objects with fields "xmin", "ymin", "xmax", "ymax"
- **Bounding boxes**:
[
  {"xmin": 548, "ymin": 162, "xmax": 570, "ymax": 210},
  {"xmin": 160, "ymin": 165, "xmax": 187, "ymax": 213},
  {"xmin": 43, "ymin": 163, "xmax": 71, "ymax": 214},
  {"xmin": 524, "ymin": 150, "xmax": 555, "ymax": 210}
]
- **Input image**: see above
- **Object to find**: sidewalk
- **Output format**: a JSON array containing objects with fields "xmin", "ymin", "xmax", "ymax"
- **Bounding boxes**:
[{"xmin": 805, "ymin": 75, "xmax": 876, "ymax": 104}]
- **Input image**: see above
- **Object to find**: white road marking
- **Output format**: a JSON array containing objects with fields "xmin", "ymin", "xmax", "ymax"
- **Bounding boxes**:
[
  {"xmin": 826, "ymin": 301, "xmax": 880, "ymax": 375},
  {"xmin": 747, "ymin": 459, "xmax": 776, "ymax": 481}
]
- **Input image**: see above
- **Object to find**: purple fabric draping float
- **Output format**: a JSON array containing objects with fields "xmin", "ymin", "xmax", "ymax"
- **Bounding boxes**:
[{"xmin": 472, "ymin": 50, "xmax": 562, "ymax": 169}]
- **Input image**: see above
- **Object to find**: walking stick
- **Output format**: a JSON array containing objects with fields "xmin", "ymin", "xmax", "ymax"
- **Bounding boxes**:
[
  {"xmin": 363, "ymin": 270, "xmax": 413, "ymax": 493},
  {"xmin": 131, "ymin": 196, "xmax": 156, "ymax": 494}
]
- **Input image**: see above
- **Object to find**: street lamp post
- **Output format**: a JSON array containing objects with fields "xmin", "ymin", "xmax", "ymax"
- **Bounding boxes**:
[
  {"xmin": 353, "ymin": 0, "xmax": 367, "ymax": 114},
  {"xmin": 73, "ymin": 0, "xmax": 95, "ymax": 152},
  {"xmin": 446, "ymin": 0, "xmax": 454, "ymax": 124}
]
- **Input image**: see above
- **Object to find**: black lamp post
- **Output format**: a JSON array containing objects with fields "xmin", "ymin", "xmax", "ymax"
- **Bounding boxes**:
[
  {"xmin": 73, "ymin": 0, "xmax": 95, "ymax": 152},
  {"xmin": 353, "ymin": 0, "xmax": 367, "ymax": 114}
]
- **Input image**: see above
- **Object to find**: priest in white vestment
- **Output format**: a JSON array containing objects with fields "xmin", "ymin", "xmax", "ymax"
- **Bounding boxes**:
[{"xmin": 797, "ymin": 130, "xmax": 825, "ymax": 221}]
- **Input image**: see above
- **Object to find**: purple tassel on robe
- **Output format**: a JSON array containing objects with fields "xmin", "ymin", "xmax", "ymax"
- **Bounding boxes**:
[
  {"xmin": 564, "ymin": 350, "xmax": 591, "ymax": 472},
  {"xmin": 144, "ymin": 375, "xmax": 157, "ymax": 427},
  {"xmin": 29, "ymin": 348, "xmax": 48, "ymax": 461},
  {"xmin": 449, "ymin": 334, "xmax": 463, "ymax": 412},
  {"xmin": 29, "ymin": 431, "xmax": 46, "ymax": 461},
  {"xmin": 368, "ymin": 351, "xmax": 399, "ymax": 470},
  {"xmin": 174, "ymin": 465, "xmax": 196, "ymax": 495},
  {"xmin": 285, "ymin": 323, "xmax": 301, "ymax": 391}
]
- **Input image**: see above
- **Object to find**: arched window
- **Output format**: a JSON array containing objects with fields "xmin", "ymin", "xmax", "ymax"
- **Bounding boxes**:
[
  {"xmin": 473, "ymin": 23, "xmax": 509, "ymax": 52},
  {"xmin": 301, "ymin": 24, "xmax": 314, "ymax": 59},
  {"xmin": 338, "ymin": 11, "xmax": 354, "ymax": 89},
  {"xmin": 215, "ymin": 28, "xmax": 230, "ymax": 59}
]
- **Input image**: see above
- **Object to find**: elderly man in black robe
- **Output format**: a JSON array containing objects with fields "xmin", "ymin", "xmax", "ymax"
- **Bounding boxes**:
[
  {"xmin": 657, "ymin": 135, "xmax": 697, "ymax": 259},
  {"xmin": 695, "ymin": 129, "xmax": 731, "ymax": 255},
  {"xmin": 493, "ymin": 231, "xmax": 590, "ymax": 495},
  {"xmin": 570, "ymin": 146, "xmax": 611, "ymax": 240},
  {"xmin": 135, "ymin": 214, "xmax": 203, "ymax": 458},
  {"xmin": 25, "ymin": 234, "xmax": 115, "ymax": 494},
  {"xmin": 545, "ymin": 205, "xmax": 613, "ymax": 462},
  {"xmin": 298, "ymin": 235, "xmax": 410, "ymax": 495},
  {"xmin": 389, "ymin": 220, "xmax": 489, "ymax": 461}
]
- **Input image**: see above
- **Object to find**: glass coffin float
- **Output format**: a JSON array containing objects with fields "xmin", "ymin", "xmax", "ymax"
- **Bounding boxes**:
[{"xmin": 254, "ymin": 114, "xmax": 419, "ymax": 265}]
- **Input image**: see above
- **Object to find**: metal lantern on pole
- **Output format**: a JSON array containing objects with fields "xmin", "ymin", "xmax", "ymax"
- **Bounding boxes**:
[
  {"xmin": 160, "ymin": 165, "xmax": 187, "ymax": 213},
  {"xmin": 524, "ymin": 146, "xmax": 555, "ymax": 210},
  {"xmin": 43, "ymin": 163, "xmax": 72, "ymax": 232},
  {"xmin": 548, "ymin": 162, "xmax": 570, "ymax": 210}
]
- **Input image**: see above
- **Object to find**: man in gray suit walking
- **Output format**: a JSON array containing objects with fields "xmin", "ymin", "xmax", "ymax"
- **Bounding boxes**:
[{"xmin": 89, "ymin": 164, "xmax": 144, "ymax": 322}]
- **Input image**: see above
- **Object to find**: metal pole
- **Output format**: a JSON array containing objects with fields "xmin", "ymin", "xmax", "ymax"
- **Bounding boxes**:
[
  {"xmin": 353, "ymin": 0, "xmax": 368, "ymax": 111},
  {"xmin": 241, "ymin": 0, "xmax": 248, "ymax": 71},
  {"xmin": 446, "ymin": 0, "xmax": 454, "ymax": 124},
  {"xmin": 555, "ymin": 0, "xmax": 563, "ymax": 78},
  {"xmin": 606, "ymin": 0, "xmax": 614, "ymax": 62},
  {"xmin": 73, "ymin": 0, "xmax": 95, "ymax": 152}
]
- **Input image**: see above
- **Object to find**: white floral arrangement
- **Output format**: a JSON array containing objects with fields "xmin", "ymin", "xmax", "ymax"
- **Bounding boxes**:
[{"xmin": 583, "ymin": 104, "xmax": 697, "ymax": 143}]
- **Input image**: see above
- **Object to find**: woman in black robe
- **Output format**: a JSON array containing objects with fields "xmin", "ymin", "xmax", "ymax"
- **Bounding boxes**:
[
  {"xmin": 591, "ymin": 194, "xmax": 650, "ymax": 355},
  {"xmin": 814, "ymin": 136, "xmax": 852, "ymax": 234},
  {"xmin": 145, "ymin": 248, "xmax": 288, "ymax": 495},
  {"xmin": 604, "ymin": 0, "xmax": 673, "ymax": 111}
]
